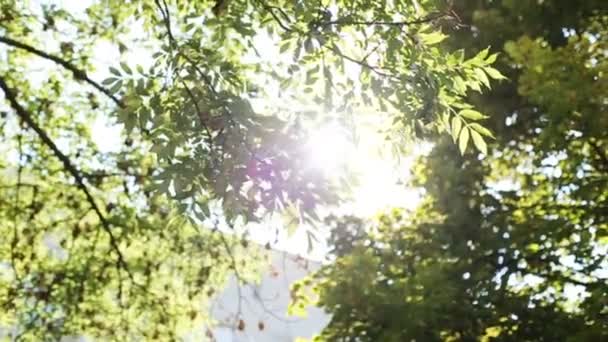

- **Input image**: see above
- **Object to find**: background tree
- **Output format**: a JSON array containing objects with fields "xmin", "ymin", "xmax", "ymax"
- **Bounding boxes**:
[
  {"xmin": 0, "ymin": 0, "xmax": 499, "ymax": 340},
  {"xmin": 294, "ymin": 1, "xmax": 608, "ymax": 341}
]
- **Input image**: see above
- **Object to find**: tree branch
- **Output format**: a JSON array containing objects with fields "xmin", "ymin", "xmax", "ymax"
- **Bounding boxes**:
[
  {"xmin": 319, "ymin": 13, "xmax": 448, "ymax": 28},
  {"xmin": 0, "ymin": 36, "xmax": 122, "ymax": 107},
  {"xmin": 254, "ymin": 1, "xmax": 401, "ymax": 80},
  {"xmin": 328, "ymin": 44, "xmax": 397, "ymax": 79},
  {"xmin": 255, "ymin": 0, "xmax": 293, "ymax": 32},
  {"xmin": 0, "ymin": 76, "xmax": 132, "ymax": 281}
]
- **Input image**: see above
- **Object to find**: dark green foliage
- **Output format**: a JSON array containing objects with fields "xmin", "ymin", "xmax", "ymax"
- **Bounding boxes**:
[{"xmin": 295, "ymin": 1, "xmax": 608, "ymax": 341}]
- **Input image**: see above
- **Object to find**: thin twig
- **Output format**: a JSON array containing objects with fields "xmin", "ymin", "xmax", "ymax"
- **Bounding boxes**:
[
  {"xmin": 255, "ymin": 0, "xmax": 293, "ymax": 32},
  {"xmin": 328, "ymin": 44, "xmax": 397, "ymax": 79},
  {"xmin": 0, "ymin": 36, "xmax": 122, "ymax": 107},
  {"xmin": 254, "ymin": 1, "xmax": 400, "ymax": 80},
  {"xmin": 319, "ymin": 13, "xmax": 448, "ymax": 28}
]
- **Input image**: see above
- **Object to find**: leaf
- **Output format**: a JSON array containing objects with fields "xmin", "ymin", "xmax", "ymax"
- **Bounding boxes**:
[
  {"xmin": 474, "ymin": 68, "xmax": 490, "ymax": 88},
  {"xmin": 442, "ymin": 112, "xmax": 451, "ymax": 132},
  {"xmin": 283, "ymin": 203, "xmax": 301, "ymax": 237},
  {"xmin": 124, "ymin": 113, "xmax": 136, "ymax": 134},
  {"xmin": 474, "ymin": 47, "xmax": 490, "ymax": 63},
  {"xmin": 451, "ymin": 116, "xmax": 462, "ymax": 142},
  {"xmin": 459, "ymin": 127, "xmax": 469, "ymax": 154},
  {"xmin": 469, "ymin": 80, "xmax": 482, "ymax": 93},
  {"xmin": 486, "ymin": 52, "xmax": 499, "ymax": 64},
  {"xmin": 109, "ymin": 80, "xmax": 123, "ymax": 95},
  {"xmin": 484, "ymin": 67, "xmax": 506, "ymax": 80},
  {"xmin": 306, "ymin": 65, "xmax": 320, "ymax": 85},
  {"xmin": 453, "ymin": 76, "xmax": 467, "ymax": 94},
  {"xmin": 459, "ymin": 109, "xmax": 487, "ymax": 121},
  {"xmin": 471, "ymin": 130, "xmax": 487, "ymax": 154},
  {"xmin": 109, "ymin": 67, "xmax": 121, "ymax": 76},
  {"xmin": 120, "ymin": 62, "xmax": 132, "ymax": 75},
  {"xmin": 102, "ymin": 77, "xmax": 117, "ymax": 86},
  {"xmin": 469, "ymin": 123, "xmax": 495, "ymax": 138},
  {"xmin": 304, "ymin": 37, "xmax": 314, "ymax": 53},
  {"xmin": 419, "ymin": 31, "xmax": 447, "ymax": 45},
  {"xmin": 279, "ymin": 40, "xmax": 292, "ymax": 54}
]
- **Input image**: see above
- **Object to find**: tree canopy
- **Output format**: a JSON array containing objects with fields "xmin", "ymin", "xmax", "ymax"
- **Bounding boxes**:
[
  {"xmin": 293, "ymin": 1, "xmax": 608, "ymax": 341},
  {"xmin": 0, "ymin": 0, "xmax": 504, "ymax": 340}
]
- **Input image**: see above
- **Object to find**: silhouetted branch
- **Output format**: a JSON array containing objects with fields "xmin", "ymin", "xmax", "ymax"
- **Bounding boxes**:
[
  {"xmin": 0, "ymin": 36, "xmax": 122, "ymax": 107},
  {"xmin": 319, "ymin": 13, "xmax": 449, "ymax": 28},
  {"xmin": 255, "ymin": 0, "xmax": 293, "ymax": 32}
]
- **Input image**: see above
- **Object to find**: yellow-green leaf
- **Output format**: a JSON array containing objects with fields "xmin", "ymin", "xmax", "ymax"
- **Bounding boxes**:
[
  {"xmin": 459, "ymin": 109, "xmax": 487, "ymax": 121},
  {"xmin": 486, "ymin": 52, "xmax": 499, "ymax": 64},
  {"xmin": 469, "ymin": 123, "xmax": 495, "ymax": 138},
  {"xmin": 451, "ymin": 116, "xmax": 462, "ymax": 142},
  {"xmin": 459, "ymin": 127, "xmax": 469, "ymax": 154},
  {"xmin": 454, "ymin": 76, "xmax": 467, "ymax": 94},
  {"xmin": 442, "ymin": 112, "xmax": 451, "ymax": 132},
  {"xmin": 475, "ymin": 68, "xmax": 491, "ymax": 88},
  {"xmin": 485, "ymin": 67, "xmax": 506, "ymax": 80},
  {"xmin": 474, "ymin": 47, "xmax": 490, "ymax": 62},
  {"xmin": 419, "ymin": 31, "xmax": 447, "ymax": 45},
  {"xmin": 471, "ymin": 130, "xmax": 487, "ymax": 154}
]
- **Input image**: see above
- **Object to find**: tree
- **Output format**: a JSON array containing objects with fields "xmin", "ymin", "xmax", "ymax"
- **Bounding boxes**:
[
  {"xmin": 0, "ymin": 0, "xmax": 499, "ymax": 339},
  {"xmin": 294, "ymin": 1, "xmax": 608, "ymax": 341}
]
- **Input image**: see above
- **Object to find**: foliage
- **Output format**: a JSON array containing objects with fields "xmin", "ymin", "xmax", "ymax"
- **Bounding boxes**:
[
  {"xmin": 0, "ymin": 0, "xmax": 500, "ymax": 340},
  {"xmin": 293, "ymin": 1, "xmax": 608, "ymax": 341}
]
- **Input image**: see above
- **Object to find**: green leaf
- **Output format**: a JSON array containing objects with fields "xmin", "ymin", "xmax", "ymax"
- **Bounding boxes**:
[
  {"xmin": 453, "ymin": 76, "xmax": 467, "ymax": 94},
  {"xmin": 124, "ymin": 113, "xmax": 136, "ymax": 134},
  {"xmin": 459, "ymin": 127, "xmax": 469, "ymax": 154},
  {"xmin": 459, "ymin": 109, "xmax": 487, "ymax": 121},
  {"xmin": 475, "ymin": 68, "xmax": 491, "ymax": 88},
  {"xmin": 109, "ymin": 67, "xmax": 121, "ymax": 76},
  {"xmin": 471, "ymin": 130, "xmax": 487, "ymax": 154},
  {"xmin": 469, "ymin": 80, "xmax": 482, "ymax": 93},
  {"xmin": 102, "ymin": 77, "xmax": 117, "ymax": 86},
  {"xmin": 419, "ymin": 31, "xmax": 447, "ymax": 45},
  {"xmin": 469, "ymin": 123, "xmax": 495, "ymax": 138},
  {"xmin": 279, "ymin": 40, "xmax": 292, "ymax": 54},
  {"xmin": 484, "ymin": 67, "xmax": 506, "ymax": 80},
  {"xmin": 121, "ymin": 62, "xmax": 132, "ymax": 75},
  {"xmin": 451, "ymin": 116, "xmax": 462, "ymax": 142},
  {"xmin": 442, "ymin": 112, "xmax": 451, "ymax": 132},
  {"xmin": 486, "ymin": 52, "xmax": 499, "ymax": 64},
  {"xmin": 109, "ymin": 80, "xmax": 123, "ymax": 95},
  {"xmin": 474, "ymin": 47, "xmax": 490, "ymax": 62}
]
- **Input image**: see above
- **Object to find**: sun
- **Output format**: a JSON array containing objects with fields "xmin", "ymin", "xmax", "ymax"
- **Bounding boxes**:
[
  {"xmin": 305, "ymin": 118, "xmax": 424, "ymax": 217},
  {"xmin": 305, "ymin": 122, "xmax": 353, "ymax": 173}
]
